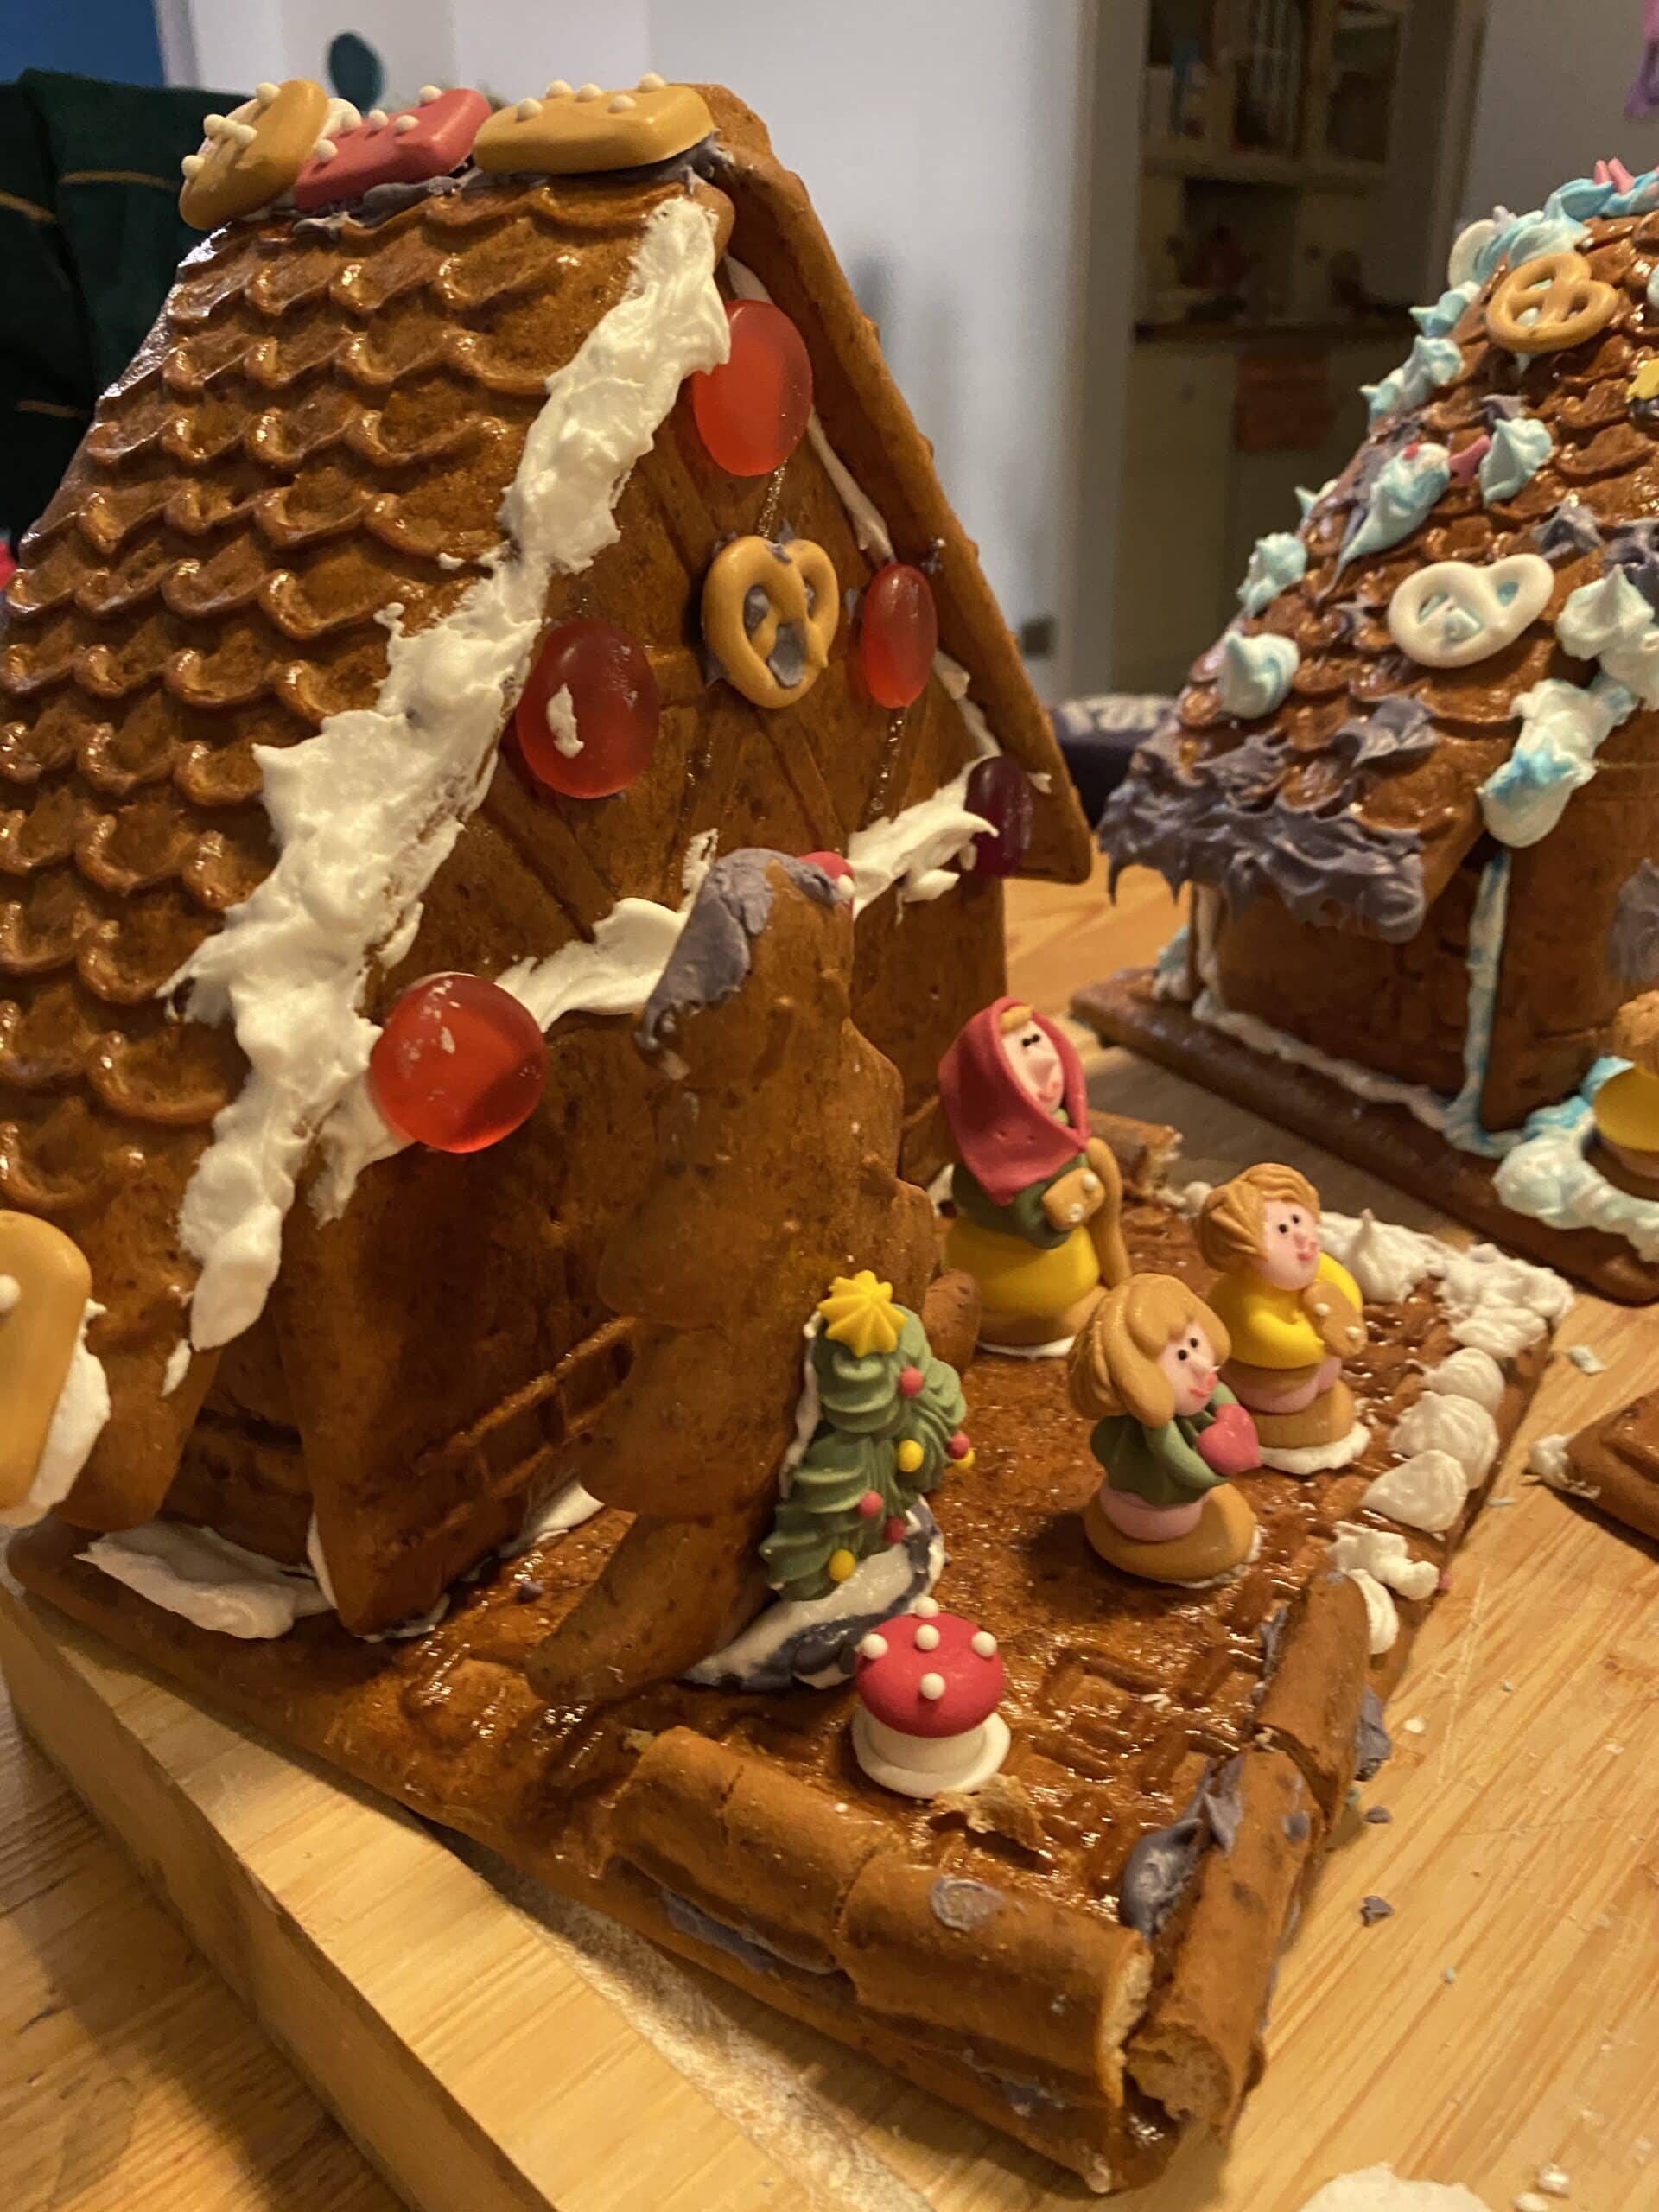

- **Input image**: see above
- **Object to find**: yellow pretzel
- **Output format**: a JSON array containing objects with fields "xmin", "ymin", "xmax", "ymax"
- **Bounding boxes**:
[
  {"xmin": 1486, "ymin": 250, "xmax": 1618, "ymax": 355},
  {"xmin": 702, "ymin": 535, "xmax": 839, "ymax": 709},
  {"xmin": 180, "ymin": 78, "xmax": 333, "ymax": 229},
  {"xmin": 0, "ymin": 1211, "xmax": 92, "ymax": 1511}
]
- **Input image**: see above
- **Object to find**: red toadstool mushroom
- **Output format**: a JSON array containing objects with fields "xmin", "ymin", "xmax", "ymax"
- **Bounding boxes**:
[{"xmin": 850, "ymin": 1598, "xmax": 1009, "ymax": 1798}]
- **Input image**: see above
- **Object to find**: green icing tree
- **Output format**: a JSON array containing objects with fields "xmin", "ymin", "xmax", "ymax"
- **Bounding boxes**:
[{"xmin": 760, "ymin": 1275, "xmax": 969, "ymax": 1604}]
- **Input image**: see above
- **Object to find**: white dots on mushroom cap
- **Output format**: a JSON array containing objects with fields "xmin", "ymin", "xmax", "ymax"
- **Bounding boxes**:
[
  {"xmin": 857, "ymin": 1631, "xmax": 887, "ymax": 1662},
  {"xmin": 971, "ymin": 1630, "xmax": 998, "ymax": 1659},
  {"xmin": 918, "ymin": 1672, "xmax": 946, "ymax": 1700},
  {"xmin": 912, "ymin": 1622, "xmax": 940, "ymax": 1651},
  {"xmin": 911, "ymin": 1594, "xmax": 940, "ymax": 1618}
]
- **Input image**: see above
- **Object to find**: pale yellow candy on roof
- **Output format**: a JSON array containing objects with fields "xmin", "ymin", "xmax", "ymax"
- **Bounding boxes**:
[
  {"xmin": 0, "ymin": 1211, "xmax": 92, "ymax": 1510},
  {"xmin": 180, "ymin": 77, "xmax": 330, "ymax": 228},
  {"xmin": 472, "ymin": 79, "xmax": 713, "ymax": 176}
]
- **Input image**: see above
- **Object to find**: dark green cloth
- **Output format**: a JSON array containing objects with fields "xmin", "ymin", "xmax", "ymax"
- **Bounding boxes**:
[
  {"xmin": 950, "ymin": 1107, "xmax": 1084, "ymax": 1250},
  {"xmin": 1090, "ymin": 1383, "xmax": 1237, "ymax": 1509},
  {"xmin": 0, "ymin": 68, "xmax": 242, "ymax": 543}
]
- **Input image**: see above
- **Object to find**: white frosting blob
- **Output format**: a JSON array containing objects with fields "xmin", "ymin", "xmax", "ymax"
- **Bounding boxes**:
[
  {"xmin": 1343, "ymin": 1565, "xmax": 1400, "ymax": 1656},
  {"xmin": 1295, "ymin": 2163, "xmax": 1491, "ymax": 2212},
  {"xmin": 544, "ymin": 682, "xmax": 582, "ymax": 756},
  {"xmin": 845, "ymin": 765, "xmax": 994, "ymax": 912},
  {"xmin": 1259, "ymin": 1421, "xmax": 1370, "ymax": 1476},
  {"xmin": 507, "ymin": 1477, "xmax": 604, "ymax": 1553},
  {"xmin": 1323, "ymin": 1207, "xmax": 1431, "ymax": 1305},
  {"xmin": 160, "ymin": 1339, "xmax": 191, "ymax": 1398},
  {"xmin": 83, "ymin": 1522, "xmax": 332, "ymax": 1638},
  {"xmin": 1421, "ymin": 1345, "xmax": 1506, "ymax": 1414},
  {"xmin": 3, "ymin": 1300, "xmax": 110, "ymax": 1529},
  {"xmin": 170, "ymin": 197, "xmax": 733, "ymax": 1351},
  {"xmin": 1391, "ymin": 1393, "xmax": 1498, "ymax": 1484},
  {"xmin": 1331, "ymin": 1519, "xmax": 1439, "ymax": 1602},
  {"xmin": 1362, "ymin": 1448, "xmax": 1468, "ymax": 1533}
]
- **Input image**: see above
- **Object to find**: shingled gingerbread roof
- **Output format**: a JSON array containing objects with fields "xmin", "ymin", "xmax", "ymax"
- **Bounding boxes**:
[
  {"xmin": 1101, "ymin": 196, "xmax": 1659, "ymax": 944},
  {"xmin": 0, "ymin": 84, "xmax": 1087, "ymax": 1536}
]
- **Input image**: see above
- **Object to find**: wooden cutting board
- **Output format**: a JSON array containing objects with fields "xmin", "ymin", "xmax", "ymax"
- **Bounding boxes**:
[{"xmin": 3, "ymin": 1041, "xmax": 1659, "ymax": 2212}]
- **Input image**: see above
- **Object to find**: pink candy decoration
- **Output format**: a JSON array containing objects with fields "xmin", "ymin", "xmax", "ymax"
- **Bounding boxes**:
[
  {"xmin": 855, "ymin": 1608, "xmax": 1005, "ymax": 1736},
  {"xmin": 883, "ymin": 1516, "xmax": 908, "ymax": 1546},
  {"xmin": 898, "ymin": 1363, "xmax": 925, "ymax": 1397},
  {"xmin": 1449, "ymin": 433, "xmax": 1491, "ymax": 484},
  {"xmin": 1596, "ymin": 156, "xmax": 1637, "ymax": 191},
  {"xmin": 294, "ymin": 87, "xmax": 491, "ymax": 211},
  {"xmin": 946, "ymin": 1431, "xmax": 971, "ymax": 1461},
  {"xmin": 857, "ymin": 1489, "xmax": 883, "ymax": 1520}
]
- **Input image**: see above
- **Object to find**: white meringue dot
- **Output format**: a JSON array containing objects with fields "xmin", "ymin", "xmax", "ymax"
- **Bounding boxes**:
[
  {"xmin": 255, "ymin": 81, "xmax": 278, "ymax": 104},
  {"xmin": 609, "ymin": 93, "xmax": 636, "ymax": 111},
  {"xmin": 857, "ymin": 1631, "xmax": 887, "ymax": 1661},
  {"xmin": 638, "ymin": 72, "xmax": 665, "ymax": 90},
  {"xmin": 545, "ymin": 79, "xmax": 573, "ymax": 98},
  {"xmin": 365, "ymin": 107, "xmax": 389, "ymax": 130},
  {"xmin": 419, "ymin": 84, "xmax": 442, "ymax": 103},
  {"xmin": 393, "ymin": 112, "xmax": 417, "ymax": 133},
  {"xmin": 202, "ymin": 112, "xmax": 226, "ymax": 133},
  {"xmin": 912, "ymin": 1623, "xmax": 941, "ymax": 1651},
  {"xmin": 911, "ymin": 1593, "xmax": 940, "ymax": 1618},
  {"xmin": 314, "ymin": 137, "xmax": 337, "ymax": 162},
  {"xmin": 228, "ymin": 119, "xmax": 257, "ymax": 145},
  {"xmin": 971, "ymin": 1630, "xmax": 998, "ymax": 1658},
  {"xmin": 918, "ymin": 1673, "xmax": 946, "ymax": 1700},
  {"xmin": 181, "ymin": 153, "xmax": 203, "ymax": 176},
  {"xmin": 576, "ymin": 82, "xmax": 602, "ymax": 100},
  {"xmin": 514, "ymin": 97, "xmax": 542, "ymax": 120}
]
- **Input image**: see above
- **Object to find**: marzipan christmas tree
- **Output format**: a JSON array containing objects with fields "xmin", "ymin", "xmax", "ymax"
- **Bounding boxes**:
[{"xmin": 760, "ymin": 1272, "xmax": 969, "ymax": 1601}]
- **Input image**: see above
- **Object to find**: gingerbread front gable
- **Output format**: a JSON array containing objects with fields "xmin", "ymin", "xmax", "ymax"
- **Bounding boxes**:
[{"xmin": 0, "ymin": 79, "xmax": 1089, "ymax": 1619}]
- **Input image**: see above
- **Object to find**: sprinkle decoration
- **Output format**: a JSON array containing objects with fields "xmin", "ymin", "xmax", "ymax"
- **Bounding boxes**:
[{"xmin": 515, "ymin": 619, "xmax": 660, "ymax": 799}]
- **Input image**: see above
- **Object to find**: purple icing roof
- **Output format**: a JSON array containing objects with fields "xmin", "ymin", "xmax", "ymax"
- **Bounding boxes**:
[{"xmin": 639, "ymin": 849, "xmax": 836, "ymax": 1052}]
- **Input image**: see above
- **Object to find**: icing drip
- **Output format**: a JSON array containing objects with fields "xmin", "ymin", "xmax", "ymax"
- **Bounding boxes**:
[
  {"xmin": 1478, "ymin": 414, "xmax": 1553, "ymax": 502},
  {"xmin": 1237, "ymin": 531, "xmax": 1307, "ymax": 616},
  {"xmin": 1216, "ymin": 631, "xmax": 1299, "ymax": 718},
  {"xmin": 170, "ymin": 197, "xmax": 732, "ymax": 1350},
  {"xmin": 1409, "ymin": 282, "xmax": 1478, "ymax": 340}
]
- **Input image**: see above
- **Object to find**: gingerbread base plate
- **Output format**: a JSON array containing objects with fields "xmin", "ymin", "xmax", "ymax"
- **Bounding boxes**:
[{"xmin": 1073, "ymin": 969, "xmax": 1659, "ymax": 1305}]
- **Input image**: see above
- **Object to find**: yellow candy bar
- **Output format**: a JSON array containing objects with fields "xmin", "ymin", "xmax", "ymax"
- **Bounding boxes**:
[
  {"xmin": 473, "ymin": 80, "xmax": 713, "ymax": 177},
  {"xmin": 0, "ymin": 1211, "xmax": 92, "ymax": 1511},
  {"xmin": 180, "ymin": 78, "xmax": 330, "ymax": 229}
]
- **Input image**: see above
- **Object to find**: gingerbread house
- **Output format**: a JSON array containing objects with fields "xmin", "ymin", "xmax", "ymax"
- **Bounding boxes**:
[
  {"xmin": 0, "ymin": 76, "xmax": 1089, "ymax": 1636},
  {"xmin": 1084, "ymin": 167, "xmax": 1659, "ymax": 1300}
]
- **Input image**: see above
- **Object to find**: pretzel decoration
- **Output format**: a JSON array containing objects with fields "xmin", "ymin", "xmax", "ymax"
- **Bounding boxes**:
[
  {"xmin": 1388, "ymin": 552, "xmax": 1554, "ymax": 668},
  {"xmin": 0, "ymin": 1211, "xmax": 92, "ymax": 1511},
  {"xmin": 1486, "ymin": 251, "xmax": 1618, "ymax": 355},
  {"xmin": 179, "ymin": 78, "xmax": 334, "ymax": 229},
  {"xmin": 702, "ymin": 535, "xmax": 840, "ymax": 709}
]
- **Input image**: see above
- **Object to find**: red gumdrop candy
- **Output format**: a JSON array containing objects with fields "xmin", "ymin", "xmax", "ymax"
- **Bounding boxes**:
[
  {"xmin": 946, "ymin": 1431, "xmax": 971, "ymax": 1461},
  {"xmin": 370, "ymin": 974, "xmax": 547, "ymax": 1154},
  {"xmin": 690, "ymin": 300, "xmax": 812, "ymax": 476},
  {"xmin": 884, "ymin": 1516, "xmax": 907, "ymax": 1545},
  {"xmin": 857, "ymin": 1489, "xmax": 883, "ymax": 1521},
  {"xmin": 800, "ymin": 849, "xmax": 854, "ymax": 887},
  {"xmin": 515, "ymin": 620, "xmax": 659, "ymax": 800},
  {"xmin": 960, "ymin": 755, "xmax": 1034, "ymax": 879},
  {"xmin": 859, "ymin": 563, "xmax": 938, "ymax": 709},
  {"xmin": 898, "ymin": 1363, "xmax": 925, "ymax": 1397}
]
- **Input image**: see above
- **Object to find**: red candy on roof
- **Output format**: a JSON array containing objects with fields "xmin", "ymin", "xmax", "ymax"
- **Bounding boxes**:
[
  {"xmin": 294, "ymin": 86, "xmax": 491, "ymax": 212},
  {"xmin": 854, "ymin": 1600, "xmax": 1004, "ymax": 1738}
]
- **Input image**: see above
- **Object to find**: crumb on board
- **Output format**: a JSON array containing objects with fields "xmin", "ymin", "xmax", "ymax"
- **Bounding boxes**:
[
  {"xmin": 1358, "ymin": 1895, "xmax": 1394, "ymax": 1925},
  {"xmin": 1402, "ymin": 1716, "xmax": 1427, "ymax": 1736},
  {"xmin": 1564, "ymin": 1343, "xmax": 1605, "ymax": 1373},
  {"xmin": 1535, "ymin": 2167, "xmax": 1570, "ymax": 2199}
]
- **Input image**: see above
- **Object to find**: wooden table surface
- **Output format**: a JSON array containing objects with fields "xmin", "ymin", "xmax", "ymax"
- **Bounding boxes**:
[{"xmin": 13, "ymin": 858, "xmax": 1647, "ymax": 2212}]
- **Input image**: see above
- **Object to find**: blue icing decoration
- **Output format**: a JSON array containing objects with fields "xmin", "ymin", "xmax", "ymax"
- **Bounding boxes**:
[
  {"xmin": 1439, "ymin": 854, "xmax": 1513, "ymax": 1156},
  {"xmin": 1363, "ymin": 334, "xmax": 1462, "ymax": 424},
  {"xmin": 1478, "ymin": 671, "xmax": 1637, "ymax": 847},
  {"xmin": 1236, "ymin": 531, "xmax": 1306, "ymax": 616},
  {"xmin": 1478, "ymin": 414, "xmax": 1554, "ymax": 502},
  {"xmin": 1472, "ymin": 211, "xmax": 1516, "ymax": 285},
  {"xmin": 1340, "ymin": 442, "xmax": 1451, "ymax": 568},
  {"xmin": 1500, "ymin": 207, "xmax": 1589, "ymax": 268},
  {"xmin": 1411, "ymin": 281, "xmax": 1478, "ymax": 340},
  {"xmin": 1558, "ymin": 567, "xmax": 1659, "ymax": 700},
  {"xmin": 1606, "ymin": 169, "xmax": 1659, "ymax": 218},
  {"xmin": 1216, "ymin": 631, "xmax": 1299, "ymax": 719},
  {"xmin": 1296, "ymin": 476, "xmax": 1337, "ymax": 520},
  {"xmin": 1544, "ymin": 176, "xmax": 1615, "ymax": 222}
]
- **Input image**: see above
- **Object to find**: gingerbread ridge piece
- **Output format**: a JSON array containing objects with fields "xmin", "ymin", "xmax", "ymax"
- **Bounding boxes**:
[
  {"xmin": 1559, "ymin": 1386, "xmax": 1659, "ymax": 1543},
  {"xmin": 1075, "ymin": 971, "xmax": 1659, "ymax": 1303},
  {"xmin": 10, "ymin": 1174, "xmax": 1561, "ymax": 2191}
]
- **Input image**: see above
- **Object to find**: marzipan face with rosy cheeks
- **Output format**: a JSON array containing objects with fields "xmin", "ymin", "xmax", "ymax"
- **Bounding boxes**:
[
  {"xmin": 1156, "ymin": 1323, "xmax": 1217, "ymax": 1417},
  {"xmin": 1258, "ymin": 1198, "xmax": 1319, "ymax": 1290},
  {"xmin": 1003, "ymin": 1020, "xmax": 1065, "ymax": 1112}
]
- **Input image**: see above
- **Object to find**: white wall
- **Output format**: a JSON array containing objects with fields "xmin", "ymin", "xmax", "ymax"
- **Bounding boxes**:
[
  {"xmin": 172, "ymin": 0, "xmax": 1103, "ymax": 691},
  {"xmin": 1464, "ymin": 0, "xmax": 1659, "ymax": 221}
]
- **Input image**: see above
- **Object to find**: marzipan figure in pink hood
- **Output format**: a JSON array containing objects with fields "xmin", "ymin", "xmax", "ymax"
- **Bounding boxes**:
[{"xmin": 938, "ymin": 999, "xmax": 1129, "ymax": 1352}]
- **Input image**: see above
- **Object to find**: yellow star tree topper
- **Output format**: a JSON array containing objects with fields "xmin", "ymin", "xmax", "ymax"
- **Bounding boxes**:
[{"xmin": 817, "ymin": 1270, "xmax": 903, "ymax": 1357}]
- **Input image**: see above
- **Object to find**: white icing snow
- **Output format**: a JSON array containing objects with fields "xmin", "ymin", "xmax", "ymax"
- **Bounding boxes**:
[
  {"xmin": 1319, "ymin": 1212, "xmax": 1573, "ymax": 1356},
  {"xmin": 1391, "ymin": 1392, "xmax": 1498, "ymax": 1485},
  {"xmin": 1361, "ymin": 1448, "xmax": 1468, "ymax": 1533},
  {"xmin": 844, "ymin": 766, "xmax": 993, "ymax": 912},
  {"xmin": 160, "ymin": 1339, "xmax": 191, "ymax": 1398},
  {"xmin": 1421, "ymin": 1345, "xmax": 1506, "ymax": 1414},
  {"xmin": 1294, "ymin": 2164, "xmax": 1491, "ymax": 2212},
  {"xmin": 1330, "ymin": 1208, "xmax": 1433, "ymax": 1305},
  {"xmin": 1528, "ymin": 1431, "xmax": 1593, "ymax": 1497},
  {"xmin": 1260, "ymin": 1421, "xmax": 1370, "ymax": 1476},
  {"xmin": 1330, "ymin": 1522, "xmax": 1437, "ymax": 1654},
  {"xmin": 3, "ymin": 1300, "xmax": 110, "ymax": 1529},
  {"xmin": 1343, "ymin": 1565, "xmax": 1400, "ymax": 1655},
  {"xmin": 1495, "ymin": 1089, "xmax": 1659, "ymax": 1262},
  {"xmin": 543, "ymin": 681, "xmax": 583, "ymax": 756},
  {"xmin": 507, "ymin": 1476, "xmax": 604, "ymax": 1552},
  {"xmin": 83, "ymin": 1522, "xmax": 333, "ymax": 1638},
  {"xmin": 168, "ymin": 196, "xmax": 732, "ymax": 1351}
]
